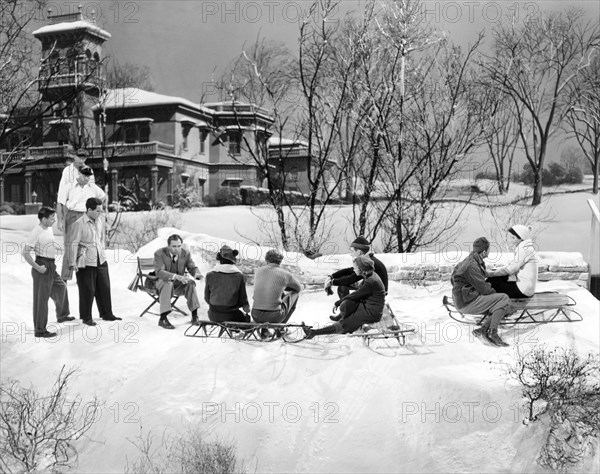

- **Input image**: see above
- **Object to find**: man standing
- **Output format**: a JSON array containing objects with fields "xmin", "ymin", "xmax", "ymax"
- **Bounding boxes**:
[
  {"xmin": 153, "ymin": 234, "xmax": 203, "ymax": 329},
  {"xmin": 324, "ymin": 236, "xmax": 388, "ymax": 298},
  {"xmin": 252, "ymin": 249, "xmax": 302, "ymax": 324},
  {"xmin": 69, "ymin": 197, "xmax": 120, "ymax": 326},
  {"xmin": 451, "ymin": 237, "xmax": 511, "ymax": 347},
  {"xmin": 57, "ymin": 165, "xmax": 105, "ymax": 280},
  {"xmin": 22, "ymin": 207, "xmax": 75, "ymax": 338}
]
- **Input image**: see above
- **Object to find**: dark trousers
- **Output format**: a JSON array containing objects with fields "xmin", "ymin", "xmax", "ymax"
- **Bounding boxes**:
[
  {"xmin": 75, "ymin": 261, "xmax": 113, "ymax": 320},
  {"xmin": 339, "ymin": 300, "xmax": 382, "ymax": 334},
  {"xmin": 337, "ymin": 284, "xmax": 359, "ymax": 299},
  {"xmin": 252, "ymin": 291, "xmax": 300, "ymax": 324},
  {"xmin": 208, "ymin": 307, "xmax": 249, "ymax": 323},
  {"xmin": 32, "ymin": 257, "xmax": 68, "ymax": 334},
  {"xmin": 487, "ymin": 276, "xmax": 528, "ymax": 299}
]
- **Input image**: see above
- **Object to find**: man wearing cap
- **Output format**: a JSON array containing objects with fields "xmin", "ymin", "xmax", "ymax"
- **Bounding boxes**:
[
  {"xmin": 251, "ymin": 249, "xmax": 302, "ymax": 324},
  {"xmin": 154, "ymin": 234, "xmax": 203, "ymax": 329},
  {"xmin": 324, "ymin": 236, "xmax": 388, "ymax": 299},
  {"xmin": 451, "ymin": 237, "xmax": 511, "ymax": 347},
  {"xmin": 204, "ymin": 245, "xmax": 250, "ymax": 323},
  {"xmin": 487, "ymin": 224, "xmax": 538, "ymax": 298},
  {"xmin": 57, "ymin": 165, "xmax": 105, "ymax": 280}
]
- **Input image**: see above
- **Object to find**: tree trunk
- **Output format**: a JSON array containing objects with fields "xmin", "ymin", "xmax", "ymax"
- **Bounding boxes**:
[
  {"xmin": 593, "ymin": 163, "xmax": 599, "ymax": 194},
  {"xmin": 532, "ymin": 170, "xmax": 543, "ymax": 206}
]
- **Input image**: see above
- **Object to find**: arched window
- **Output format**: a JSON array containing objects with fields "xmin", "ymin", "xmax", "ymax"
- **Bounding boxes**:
[
  {"xmin": 124, "ymin": 126, "xmax": 136, "ymax": 144},
  {"xmin": 93, "ymin": 52, "xmax": 100, "ymax": 62}
]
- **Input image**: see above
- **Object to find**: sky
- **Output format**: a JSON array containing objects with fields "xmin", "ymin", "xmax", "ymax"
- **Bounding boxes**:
[{"xmin": 32, "ymin": 0, "xmax": 600, "ymax": 101}]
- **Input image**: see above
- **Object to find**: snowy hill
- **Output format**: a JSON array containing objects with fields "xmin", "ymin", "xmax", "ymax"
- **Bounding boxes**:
[{"xmin": 1, "ymin": 225, "xmax": 598, "ymax": 473}]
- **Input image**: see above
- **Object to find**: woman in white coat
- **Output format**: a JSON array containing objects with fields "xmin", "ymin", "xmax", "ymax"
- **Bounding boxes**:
[{"xmin": 487, "ymin": 224, "xmax": 538, "ymax": 299}]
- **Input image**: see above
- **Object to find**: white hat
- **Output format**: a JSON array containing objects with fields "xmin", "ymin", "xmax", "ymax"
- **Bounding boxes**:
[{"xmin": 509, "ymin": 224, "xmax": 532, "ymax": 240}]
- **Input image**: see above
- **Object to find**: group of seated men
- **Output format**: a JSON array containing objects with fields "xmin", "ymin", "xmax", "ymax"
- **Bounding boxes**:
[{"xmin": 154, "ymin": 225, "xmax": 536, "ymax": 347}]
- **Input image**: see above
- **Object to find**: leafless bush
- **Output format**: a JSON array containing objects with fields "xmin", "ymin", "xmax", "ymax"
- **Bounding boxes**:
[
  {"xmin": 0, "ymin": 366, "xmax": 101, "ymax": 473},
  {"xmin": 125, "ymin": 425, "xmax": 247, "ymax": 474},
  {"xmin": 478, "ymin": 199, "xmax": 555, "ymax": 251},
  {"xmin": 113, "ymin": 209, "xmax": 184, "ymax": 252},
  {"xmin": 501, "ymin": 346, "xmax": 600, "ymax": 472}
]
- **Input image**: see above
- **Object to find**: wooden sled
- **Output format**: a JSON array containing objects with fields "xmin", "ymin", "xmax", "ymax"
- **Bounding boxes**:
[
  {"xmin": 184, "ymin": 321, "xmax": 311, "ymax": 343},
  {"xmin": 442, "ymin": 292, "xmax": 582, "ymax": 327},
  {"xmin": 346, "ymin": 302, "xmax": 416, "ymax": 347}
]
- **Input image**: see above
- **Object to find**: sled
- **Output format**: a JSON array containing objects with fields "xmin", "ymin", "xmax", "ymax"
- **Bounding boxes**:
[
  {"xmin": 442, "ymin": 292, "xmax": 582, "ymax": 327},
  {"xmin": 346, "ymin": 302, "xmax": 416, "ymax": 347},
  {"xmin": 183, "ymin": 321, "xmax": 312, "ymax": 343}
]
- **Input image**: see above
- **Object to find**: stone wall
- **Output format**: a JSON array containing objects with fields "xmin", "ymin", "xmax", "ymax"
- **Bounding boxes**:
[{"xmin": 147, "ymin": 229, "xmax": 591, "ymax": 290}]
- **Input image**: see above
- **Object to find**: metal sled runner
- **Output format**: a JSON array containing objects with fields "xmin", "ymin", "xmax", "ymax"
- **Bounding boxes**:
[
  {"xmin": 442, "ymin": 292, "xmax": 583, "ymax": 327},
  {"xmin": 184, "ymin": 321, "xmax": 311, "ymax": 343},
  {"xmin": 346, "ymin": 302, "xmax": 416, "ymax": 347}
]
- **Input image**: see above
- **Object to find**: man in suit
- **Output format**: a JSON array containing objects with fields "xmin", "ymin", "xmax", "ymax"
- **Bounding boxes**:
[{"xmin": 154, "ymin": 234, "xmax": 203, "ymax": 329}]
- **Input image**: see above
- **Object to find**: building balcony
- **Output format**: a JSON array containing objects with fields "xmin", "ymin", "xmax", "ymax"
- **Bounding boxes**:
[
  {"xmin": 0, "ymin": 142, "xmax": 175, "ymax": 164},
  {"xmin": 38, "ymin": 72, "xmax": 105, "ymax": 91}
]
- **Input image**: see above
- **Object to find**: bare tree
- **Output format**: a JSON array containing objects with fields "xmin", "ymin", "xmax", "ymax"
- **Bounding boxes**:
[
  {"xmin": 106, "ymin": 60, "xmax": 154, "ymax": 92},
  {"xmin": 565, "ymin": 54, "xmax": 600, "ymax": 194},
  {"xmin": 341, "ymin": 0, "xmax": 484, "ymax": 252},
  {"xmin": 483, "ymin": 9, "xmax": 599, "ymax": 205},
  {"xmin": 0, "ymin": 366, "xmax": 101, "ymax": 473}
]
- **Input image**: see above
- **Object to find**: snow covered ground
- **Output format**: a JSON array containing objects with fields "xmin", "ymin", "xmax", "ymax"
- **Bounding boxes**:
[{"xmin": 1, "ymin": 216, "xmax": 599, "ymax": 473}]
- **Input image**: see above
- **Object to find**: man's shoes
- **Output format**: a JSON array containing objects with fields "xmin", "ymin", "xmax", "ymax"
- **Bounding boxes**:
[
  {"xmin": 159, "ymin": 318, "xmax": 175, "ymax": 329},
  {"xmin": 101, "ymin": 315, "xmax": 122, "ymax": 321},
  {"xmin": 487, "ymin": 330, "xmax": 509, "ymax": 347},
  {"xmin": 472, "ymin": 327, "xmax": 487, "ymax": 341},
  {"xmin": 190, "ymin": 315, "xmax": 200, "ymax": 326},
  {"xmin": 57, "ymin": 316, "xmax": 75, "ymax": 323},
  {"xmin": 35, "ymin": 330, "xmax": 57, "ymax": 338},
  {"xmin": 329, "ymin": 314, "xmax": 342, "ymax": 322},
  {"xmin": 82, "ymin": 319, "xmax": 97, "ymax": 326}
]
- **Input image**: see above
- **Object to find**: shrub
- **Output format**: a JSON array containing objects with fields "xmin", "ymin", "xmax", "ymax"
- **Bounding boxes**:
[
  {"xmin": 563, "ymin": 167, "xmax": 583, "ymax": 184},
  {"xmin": 0, "ymin": 202, "xmax": 26, "ymax": 215},
  {"xmin": 475, "ymin": 170, "xmax": 497, "ymax": 180},
  {"xmin": 205, "ymin": 188, "xmax": 242, "ymax": 207},
  {"xmin": 172, "ymin": 185, "xmax": 202, "ymax": 210},
  {"xmin": 0, "ymin": 366, "xmax": 101, "ymax": 473},
  {"xmin": 125, "ymin": 426, "xmax": 246, "ymax": 474},
  {"xmin": 111, "ymin": 209, "xmax": 184, "ymax": 252},
  {"xmin": 501, "ymin": 346, "xmax": 600, "ymax": 472}
]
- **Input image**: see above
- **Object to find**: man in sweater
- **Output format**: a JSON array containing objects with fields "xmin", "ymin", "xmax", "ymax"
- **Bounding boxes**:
[
  {"xmin": 153, "ymin": 234, "xmax": 203, "ymax": 329},
  {"xmin": 324, "ymin": 236, "xmax": 388, "ymax": 299},
  {"xmin": 451, "ymin": 237, "xmax": 511, "ymax": 347},
  {"xmin": 251, "ymin": 249, "xmax": 302, "ymax": 324}
]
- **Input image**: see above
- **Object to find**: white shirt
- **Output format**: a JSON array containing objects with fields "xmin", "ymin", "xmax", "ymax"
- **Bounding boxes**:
[
  {"xmin": 25, "ymin": 225, "xmax": 60, "ymax": 259},
  {"xmin": 60, "ymin": 182, "xmax": 105, "ymax": 211},
  {"xmin": 57, "ymin": 163, "xmax": 95, "ymax": 205}
]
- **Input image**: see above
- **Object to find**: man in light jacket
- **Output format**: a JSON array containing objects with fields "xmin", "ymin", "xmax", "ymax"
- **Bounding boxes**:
[{"xmin": 153, "ymin": 234, "xmax": 203, "ymax": 329}]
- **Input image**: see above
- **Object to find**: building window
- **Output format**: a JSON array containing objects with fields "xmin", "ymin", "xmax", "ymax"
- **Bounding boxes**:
[
  {"xmin": 139, "ymin": 125, "xmax": 150, "ymax": 142},
  {"xmin": 10, "ymin": 184, "xmax": 21, "ymax": 203},
  {"xmin": 228, "ymin": 132, "xmax": 241, "ymax": 156},
  {"xmin": 124, "ymin": 126, "xmax": 136, "ymax": 143},
  {"xmin": 289, "ymin": 166, "xmax": 299, "ymax": 182}
]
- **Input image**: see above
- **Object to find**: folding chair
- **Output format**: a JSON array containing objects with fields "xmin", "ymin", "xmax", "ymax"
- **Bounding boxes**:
[{"xmin": 128, "ymin": 257, "xmax": 187, "ymax": 317}]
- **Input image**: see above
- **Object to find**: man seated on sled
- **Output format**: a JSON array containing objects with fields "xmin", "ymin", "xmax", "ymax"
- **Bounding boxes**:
[
  {"xmin": 486, "ymin": 224, "xmax": 538, "ymax": 299},
  {"xmin": 251, "ymin": 249, "xmax": 302, "ymax": 324},
  {"xmin": 451, "ymin": 237, "xmax": 511, "ymax": 347},
  {"xmin": 204, "ymin": 245, "xmax": 251, "ymax": 324},
  {"xmin": 154, "ymin": 234, "xmax": 203, "ymax": 330},
  {"xmin": 304, "ymin": 255, "xmax": 385, "ymax": 339},
  {"xmin": 324, "ymin": 236, "xmax": 388, "ymax": 299}
]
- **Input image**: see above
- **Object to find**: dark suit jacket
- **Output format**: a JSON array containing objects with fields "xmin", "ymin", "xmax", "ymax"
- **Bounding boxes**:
[
  {"xmin": 451, "ymin": 251, "xmax": 496, "ymax": 308},
  {"xmin": 153, "ymin": 247, "xmax": 199, "ymax": 283}
]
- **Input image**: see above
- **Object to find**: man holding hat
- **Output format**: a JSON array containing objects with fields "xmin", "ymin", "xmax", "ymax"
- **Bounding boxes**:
[
  {"xmin": 57, "ymin": 165, "xmax": 105, "ymax": 280},
  {"xmin": 324, "ymin": 236, "xmax": 388, "ymax": 299},
  {"xmin": 451, "ymin": 237, "xmax": 511, "ymax": 347}
]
